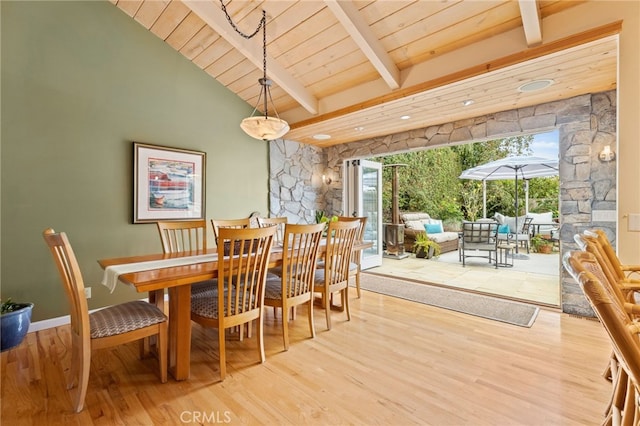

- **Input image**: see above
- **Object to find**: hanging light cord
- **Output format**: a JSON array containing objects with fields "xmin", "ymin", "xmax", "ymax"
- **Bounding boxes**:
[{"xmin": 220, "ymin": 1, "xmax": 281, "ymax": 120}]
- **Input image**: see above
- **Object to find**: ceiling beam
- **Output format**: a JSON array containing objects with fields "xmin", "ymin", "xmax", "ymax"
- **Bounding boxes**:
[
  {"xmin": 290, "ymin": 20, "xmax": 621, "ymax": 130},
  {"xmin": 518, "ymin": 0, "xmax": 542, "ymax": 46},
  {"xmin": 183, "ymin": 0, "xmax": 318, "ymax": 114},
  {"xmin": 325, "ymin": 0, "xmax": 400, "ymax": 90}
]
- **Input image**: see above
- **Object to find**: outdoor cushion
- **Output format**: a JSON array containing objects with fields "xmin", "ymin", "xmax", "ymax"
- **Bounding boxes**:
[
  {"xmin": 527, "ymin": 212, "xmax": 555, "ymax": 236},
  {"xmin": 401, "ymin": 213, "xmax": 430, "ymax": 222},
  {"xmin": 498, "ymin": 224, "xmax": 510, "ymax": 234},
  {"xmin": 405, "ymin": 220, "xmax": 430, "ymax": 231},
  {"xmin": 424, "ymin": 223, "xmax": 443, "ymax": 234},
  {"xmin": 477, "ymin": 218, "xmax": 497, "ymax": 223},
  {"xmin": 503, "ymin": 215, "xmax": 527, "ymax": 234},
  {"xmin": 527, "ymin": 212, "xmax": 553, "ymax": 224},
  {"xmin": 427, "ymin": 232, "xmax": 459, "ymax": 244}
]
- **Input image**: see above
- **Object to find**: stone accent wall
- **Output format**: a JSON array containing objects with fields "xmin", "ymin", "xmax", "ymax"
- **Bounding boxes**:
[
  {"xmin": 271, "ymin": 90, "xmax": 617, "ymax": 316},
  {"xmin": 268, "ymin": 139, "xmax": 328, "ymax": 224}
]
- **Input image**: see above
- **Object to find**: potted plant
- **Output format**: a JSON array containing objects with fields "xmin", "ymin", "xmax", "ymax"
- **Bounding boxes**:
[
  {"xmin": 1, "ymin": 298, "xmax": 34, "ymax": 352},
  {"xmin": 413, "ymin": 232, "xmax": 441, "ymax": 259},
  {"xmin": 315, "ymin": 210, "xmax": 338, "ymax": 225},
  {"xmin": 315, "ymin": 210, "xmax": 338, "ymax": 235},
  {"xmin": 531, "ymin": 235, "xmax": 554, "ymax": 254}
]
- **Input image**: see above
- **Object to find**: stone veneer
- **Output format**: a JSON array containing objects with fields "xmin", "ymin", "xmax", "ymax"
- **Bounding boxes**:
[{"xmin": 270, "ymin": 90, "xmax": 617, "ymax": 316}]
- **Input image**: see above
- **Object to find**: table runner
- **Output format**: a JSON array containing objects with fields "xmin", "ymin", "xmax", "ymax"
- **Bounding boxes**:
[{"xmin": 101, "ymin": 254, "xmax": 217, "ymax": 293}]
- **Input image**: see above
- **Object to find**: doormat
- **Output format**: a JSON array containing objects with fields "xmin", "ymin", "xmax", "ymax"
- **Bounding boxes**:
[{"xmin": 358, "ymin": 273, "xmax": 539, "ymax": 327}]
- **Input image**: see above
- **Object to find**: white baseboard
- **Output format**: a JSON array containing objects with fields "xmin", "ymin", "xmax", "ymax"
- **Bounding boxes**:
[{"xmin": 28, "ymin": 315, "xmax": 72, "ymax": 332}]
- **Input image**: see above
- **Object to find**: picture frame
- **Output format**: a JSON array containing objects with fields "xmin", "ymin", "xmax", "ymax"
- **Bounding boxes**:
[{"xmin": 133, "ymin": 142, "xmax": 205, "ymax": 223}]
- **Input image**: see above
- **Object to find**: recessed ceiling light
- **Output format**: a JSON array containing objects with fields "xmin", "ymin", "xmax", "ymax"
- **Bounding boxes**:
[
  {"xmin": 517, "ymin": 79, "xmax": 555, "ymax": 92},
  {"xmin": 354, "ymin": 126, "xmax": 365, "ymax": 131},
  {"xmin": 462, "ymin": 99, "xmax": 474, "ymax": 106},
  {"xmin": 313, "ymin": 134, "xmax": 331, "ymax": 140},
  {"xmin": 400, "ymin": 115, "xmax": 411, "ymax": 120}
]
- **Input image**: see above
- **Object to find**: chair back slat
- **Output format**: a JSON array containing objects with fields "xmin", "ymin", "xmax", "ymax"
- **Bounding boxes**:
[
  {"xmin": 462, "ymin": 221, "xmax": 497, "ymax": 243},
  {"xmin": 281, "ymin": 223, "xmax": 325, "ymax": 298},
  {"xmin": 324, "ymin": 220, "xmax": 360, "ymax": 286},
  {"xmin": 257, "ymin": 216, "xmax": 288, "ymax": 246},
  {"xmin": 42, "ymin": 229, "xmax": 90, "ymax": 346},
  {"xmin": 520, "ymin": 216, "xmax": 534, "ymax": 234},
  {"xmin": 585, "ymin": 229, "xmax": 629, "ymax": 281},
  {"xmin": 217, "ymin": 226, "xmax": 276, "ymax": 320},
  {"xmin": 211, "ymin": 218, "xmax": 251, "ymax": 241},
  {"xmin": 564, "ymin": 252, "xmax": 640, "ymax": 402},
  {"xmin": 156, "ymin": 220, "xmax": 207, "ymax": 253},
  {"xmin": 564, "ymin": 250, "xmax": 627, "ymax": 309}
]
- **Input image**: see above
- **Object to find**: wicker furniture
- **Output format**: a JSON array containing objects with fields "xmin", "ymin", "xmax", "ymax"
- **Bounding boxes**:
[{"xmin": 399, "ymin": 212, "xmax": 459, "ymax": 254}]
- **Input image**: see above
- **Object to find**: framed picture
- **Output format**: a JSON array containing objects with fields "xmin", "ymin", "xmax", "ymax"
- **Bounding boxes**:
[{"xmin": 133, "ymin": 142, "xmax": 205, "ymax": 223}]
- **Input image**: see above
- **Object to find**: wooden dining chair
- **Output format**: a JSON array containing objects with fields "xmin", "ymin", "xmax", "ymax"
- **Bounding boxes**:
[
  {"xmin": 42, "ymin": 228, "xmax": 167, "ymax": 413},
  {"xmin": 337, "ymin": 216, "xmax": 367, "ymax": 298},
  {"xmin": 564, "ymin": 250, "xmax": 640, "ymax": 425},
  {"xmin": 157, "ymin": 220, "xmax": 208, "ymax": 253},
  {"xmin": 210, "ymin": 217, "xmax": 251, "ymax": 240},
  {"xmin": 313, "ymin": 220, "xmax": 360, "ymax": 330},
  {"xmin": 585, "ymin": 229, "xmax": 640, "ymax": 283},
  {"xmin": 575, "ymin": 234, "xmax": 636, "ymax": 374},
  {"xmin": 256, "ymin": 216, "xmax": 287, "ymax": 246},
  {"xmin": 156, "ymin": 220, "xmax": 215, "ymax": 299},
  {"xmin": 264, "ymin": 223, "xmax": 324, "ymax": 350},
  {"xmin": 577, "ymin": 232, "xmax": 640, "ymax": 302},
  {"xmin": 190, "ymin": 225, "xmax": 276, "ymax": 380}
]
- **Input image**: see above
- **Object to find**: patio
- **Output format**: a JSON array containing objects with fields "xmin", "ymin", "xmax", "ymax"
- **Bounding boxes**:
[{"xmin": 366, "ymin": 249, "xmax": 560, "ymax": 307}]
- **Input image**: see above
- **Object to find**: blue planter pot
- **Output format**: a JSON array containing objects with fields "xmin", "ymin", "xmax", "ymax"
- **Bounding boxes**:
[{"xmin": 1, "ymin": 303, "xmax": 34, "ymax": 352}]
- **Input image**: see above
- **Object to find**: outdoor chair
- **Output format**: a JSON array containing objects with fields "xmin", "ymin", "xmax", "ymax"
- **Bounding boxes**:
[
  {"xmin": 460, "ymin": 221, "xmax": 498, "ymax": 268},
  {"xmin": 497, "ymin": 216, "xmax": 533, "ymax": 253}
]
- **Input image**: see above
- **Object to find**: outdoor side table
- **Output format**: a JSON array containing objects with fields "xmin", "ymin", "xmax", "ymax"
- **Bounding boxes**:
[{"xmin": 496, "ymin": 242, "xmax": 516, "ymax": 267}]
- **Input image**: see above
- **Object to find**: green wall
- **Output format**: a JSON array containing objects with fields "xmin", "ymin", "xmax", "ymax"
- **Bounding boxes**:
[{"xmin": 1, "ymin": 1, "xmax": 269, "ymax": 321}]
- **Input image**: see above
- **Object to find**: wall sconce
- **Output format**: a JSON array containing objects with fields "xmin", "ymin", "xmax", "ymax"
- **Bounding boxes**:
[
  {"xmin": 322, "ymin": 174, "xmax": 332, "ymax": 185},
  {"xmin": 599, "ymin": 145, "xmax": 615, "ymax": 162}
]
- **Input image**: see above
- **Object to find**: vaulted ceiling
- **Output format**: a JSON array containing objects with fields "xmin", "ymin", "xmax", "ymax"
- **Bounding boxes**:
[{"xmin": 110, "ymin": 0, "xmax": 618, "ymax": 147}]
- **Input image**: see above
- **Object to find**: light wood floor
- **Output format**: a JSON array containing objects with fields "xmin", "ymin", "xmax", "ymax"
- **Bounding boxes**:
[{"xmin": 2, "ymin": 285, "xmax": 611, "ymax": 425}]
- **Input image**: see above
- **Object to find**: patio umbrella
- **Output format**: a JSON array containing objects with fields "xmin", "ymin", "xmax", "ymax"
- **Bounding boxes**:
[{"xmin": 459, "ymin": 156, "xmax": 559, "ymax": 255}]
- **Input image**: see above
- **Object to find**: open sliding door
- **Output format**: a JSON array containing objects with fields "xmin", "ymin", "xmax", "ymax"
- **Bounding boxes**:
[{"xmin": 344, "ymin": 159, "xmax": 383, "ymax": 269}]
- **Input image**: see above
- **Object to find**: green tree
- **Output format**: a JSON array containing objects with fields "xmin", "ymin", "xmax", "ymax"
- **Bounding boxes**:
[
  {"xmin": 375, "ymin": 134, "xmax": 550, "ymax": 223},
  {"xmin": 379, "ymin": 148, "xmax": 462, "ymax": 222}
]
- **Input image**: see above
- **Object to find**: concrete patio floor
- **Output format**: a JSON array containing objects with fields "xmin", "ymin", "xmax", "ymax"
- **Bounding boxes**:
[{"xmin": 365, "ymin": 248, "xmax": 561, "ymax": 307}]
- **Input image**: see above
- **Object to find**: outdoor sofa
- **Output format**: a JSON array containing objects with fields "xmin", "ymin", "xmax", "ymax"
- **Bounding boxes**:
[{"xmin": 400, "ymin": 212, "xmax": 459, "ymax": 254}]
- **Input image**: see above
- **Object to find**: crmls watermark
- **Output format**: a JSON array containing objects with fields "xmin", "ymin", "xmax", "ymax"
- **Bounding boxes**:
[{"xmin": 180, "ymin": 410, "xmax": 233, "ymax": 424}]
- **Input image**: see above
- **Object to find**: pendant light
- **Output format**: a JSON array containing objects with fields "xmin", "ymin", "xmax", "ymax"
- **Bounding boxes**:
[{"xmin": 221, "ymin": 2, "xmax": 289, "ymax": 141}]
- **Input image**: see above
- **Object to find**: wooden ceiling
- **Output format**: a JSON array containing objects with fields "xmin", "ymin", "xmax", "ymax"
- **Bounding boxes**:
[{"xmin": 111, "ymin": 0, "xmax": 619, "ymax": 147}]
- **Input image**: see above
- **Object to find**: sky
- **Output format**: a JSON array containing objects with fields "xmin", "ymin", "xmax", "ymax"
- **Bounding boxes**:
[{"xmin": 530, "ymin": 129, "xmax": 559, "ymax": 159}]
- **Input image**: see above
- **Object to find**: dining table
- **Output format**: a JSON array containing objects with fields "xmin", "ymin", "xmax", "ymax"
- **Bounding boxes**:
[{"xmin": 98, "ymin": 240, "xmax": 372, "ymax": 380}]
